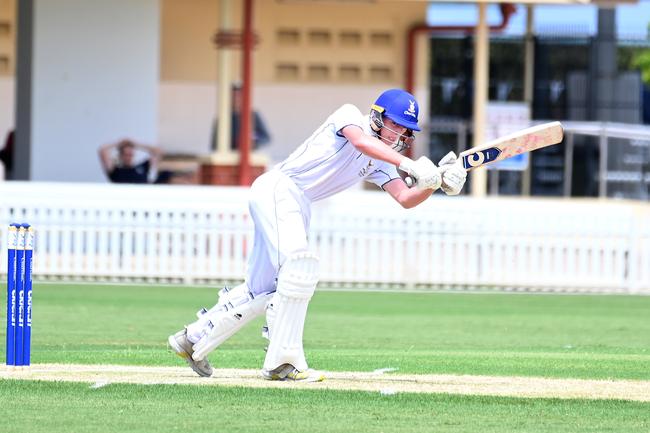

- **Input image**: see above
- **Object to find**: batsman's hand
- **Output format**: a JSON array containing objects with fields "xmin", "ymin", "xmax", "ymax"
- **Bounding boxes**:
[
  {"xmin": 438, "ymin": 151, "xmax": 466, "ymax": 195},
  {"xmin": 399, "ymin": 156, "xmax": 442, "ymax": 191}
]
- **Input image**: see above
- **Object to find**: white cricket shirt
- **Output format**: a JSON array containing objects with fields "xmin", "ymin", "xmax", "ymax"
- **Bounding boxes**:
[{"xmin": 276, "ymin": 104, "xmax": 400, "ymax": 202}]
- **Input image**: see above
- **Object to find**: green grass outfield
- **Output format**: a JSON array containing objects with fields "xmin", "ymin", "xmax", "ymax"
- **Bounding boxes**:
[{"xmin": 1, "ymin": 283, "xmax": 649, "ymax": 432}]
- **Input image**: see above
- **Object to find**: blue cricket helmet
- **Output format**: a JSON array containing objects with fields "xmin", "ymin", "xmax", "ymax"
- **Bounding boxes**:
[{"xmin": 370, "ymin": 89, "xmax": 420, "ymax": 132}]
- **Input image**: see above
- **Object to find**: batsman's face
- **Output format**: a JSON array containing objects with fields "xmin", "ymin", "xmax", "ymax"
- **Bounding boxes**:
[
  {"xmin": 380, "ymin": 117, "xmax": 412, "ymax": 151},
  {"xmin": 381, "ymin": 118, "xmax": 407, "ymax": 142}
]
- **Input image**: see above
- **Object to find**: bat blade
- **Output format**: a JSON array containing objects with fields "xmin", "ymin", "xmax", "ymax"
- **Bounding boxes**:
[{"xmin": 461, "ymin": 121, "xmax": 564, "ymax": 171}]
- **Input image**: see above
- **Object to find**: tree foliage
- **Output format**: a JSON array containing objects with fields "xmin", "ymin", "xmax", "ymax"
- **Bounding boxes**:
[
  {"xmin": 632, "ymin": 49, "xmax": 650, "ymax": 85},
  {"xmin": 631, "ymin": 23, "xmax": 650, "ymax": 85}
]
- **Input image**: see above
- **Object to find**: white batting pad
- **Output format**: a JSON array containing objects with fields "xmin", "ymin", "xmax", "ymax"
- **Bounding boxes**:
[
  {"xmin": 186, "ymin": 283, "xmax": 248, "ymax": 343},
  {"xmin": 263, "ymin": 252, "xmax": 319, "ymax": 372},
  {"xmin": 191, "ymin": 287, "xmax": 271, "ymax": 361}
]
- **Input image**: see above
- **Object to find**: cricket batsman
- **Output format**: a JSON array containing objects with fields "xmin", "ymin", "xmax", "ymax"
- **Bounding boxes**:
[{"xmin": 169, "ymin": 88, "xmax": 467, "ymax": 381}]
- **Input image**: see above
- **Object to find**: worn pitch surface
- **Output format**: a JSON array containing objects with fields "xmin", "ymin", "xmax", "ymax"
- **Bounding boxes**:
[{"xmin": 1, "ymin": 363, "xmax": 649, "ymax": 401}]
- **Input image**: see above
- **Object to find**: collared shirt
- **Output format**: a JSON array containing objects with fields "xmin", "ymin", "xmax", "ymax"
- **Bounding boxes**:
[{"xmin": 277, "ymin": 104, "xmax": 399, "ymax": 202}]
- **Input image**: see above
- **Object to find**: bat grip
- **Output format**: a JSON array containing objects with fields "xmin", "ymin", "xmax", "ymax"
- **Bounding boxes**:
[{"xmin": 404, "ymin": 158, "xmax": 464, "ymax": 188}]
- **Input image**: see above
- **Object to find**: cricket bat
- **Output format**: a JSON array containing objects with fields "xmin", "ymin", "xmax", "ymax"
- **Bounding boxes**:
[{"xmin": 405, "ymin": 121, "xmax": 564, "ymax": 186}]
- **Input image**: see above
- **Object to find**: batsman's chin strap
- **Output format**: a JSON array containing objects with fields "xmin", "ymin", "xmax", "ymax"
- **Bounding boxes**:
[{"xmin": 369, "ymin": 109, "xmax": 414, "ymax": 153}]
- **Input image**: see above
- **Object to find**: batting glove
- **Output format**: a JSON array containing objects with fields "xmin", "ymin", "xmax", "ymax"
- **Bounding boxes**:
[{"xmin": 438, "ymin": 151, "xmax": 466, "ymax": 196}]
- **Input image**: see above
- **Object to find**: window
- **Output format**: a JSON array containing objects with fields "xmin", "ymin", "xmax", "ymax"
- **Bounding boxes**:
[
  {"xmin": 308, "ymin": 30, "xmax": 331, "ymax": 45},
  {"xmin": 276, "ymin": 63, "xmax": 300, "ymax": 80},
  {"xmin": 339, "ymin": 64, "xmax": 361, "ymax": 81},
  {"xmin": 277, "ymin": 29, "xmax": 300, "ymax": 46},
  {"xmin": 339, "ymin": 31, "xmax": 361, "ymax": 47},
  {"xmin": 308, "ymin": 64, "xmax": 330, "ymax": 81},
  {"xmin": 370, "ymin": 32, "xmax": 392, "ymax": 47}
]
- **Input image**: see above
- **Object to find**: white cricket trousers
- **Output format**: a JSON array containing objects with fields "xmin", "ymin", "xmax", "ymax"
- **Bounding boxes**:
[{"xmin": 246, "ymin": 169, "xmax": 312, "ymax": 297}]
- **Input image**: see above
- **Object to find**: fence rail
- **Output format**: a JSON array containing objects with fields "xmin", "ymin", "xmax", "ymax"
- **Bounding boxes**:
[{"xmin": 1, "ymin": 182, "xmax": 649, "ymax": 293}]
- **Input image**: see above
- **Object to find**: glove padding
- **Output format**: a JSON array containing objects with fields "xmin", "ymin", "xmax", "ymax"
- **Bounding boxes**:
[
  {"xmin": 399, "ymin": 156, "xmax": 442, "ymax": 191},
  {"xmin": 438, "ymin": 151, "xmax": 467, "ymax": 196}
]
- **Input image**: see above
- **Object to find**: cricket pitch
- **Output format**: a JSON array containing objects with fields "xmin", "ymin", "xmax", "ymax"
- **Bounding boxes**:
[{"xmin": 1, "ymin": 363, "xmax": 648, "ymax": 401}]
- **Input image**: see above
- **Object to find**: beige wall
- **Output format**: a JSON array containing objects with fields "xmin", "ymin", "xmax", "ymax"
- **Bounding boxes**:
[
  {"xmin": 161, "ymin": 0, "xmax": 219, "ymax": 81},
  {"xmin": 161, "ymin": 0, "xmax": 428, "ymax": 86},
  {"xmin": 0, "ymin": 0, "xmax": 16, "ymax": 77},
  {"xmin": 255, "ymin": 1, "xmax": 427, "ymax": 85}
]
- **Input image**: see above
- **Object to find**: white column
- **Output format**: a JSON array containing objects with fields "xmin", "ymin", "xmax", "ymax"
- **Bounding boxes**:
[
  {"xmin": 471, "ymin": 2, "xmax": 489, "ymax": 197},
  {"xmin": 216, "ymin": 0, "xmax": 234, "ymax": 156},
  {"xmin": 15, "ymin": 0, "xmax": 160, "ymax": 182}
]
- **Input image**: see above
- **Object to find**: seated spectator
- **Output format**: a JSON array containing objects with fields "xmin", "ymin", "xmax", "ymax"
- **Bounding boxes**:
[{"xmin": 98, "ymin": 139, "xmax": 162, "ymax": 184}]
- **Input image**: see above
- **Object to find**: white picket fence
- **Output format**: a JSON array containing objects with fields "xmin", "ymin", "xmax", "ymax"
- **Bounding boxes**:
[{"xmin": 1, "ymin": 181, "xmax": 649, "ymax": 293}]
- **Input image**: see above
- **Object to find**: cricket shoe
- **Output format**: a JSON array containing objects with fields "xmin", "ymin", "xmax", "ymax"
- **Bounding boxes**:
[
  {"xmin": 168, "ymin": 329, "xmax": 214, "ymax": 377},
  {"xmin": 261, "ymin": 363, "xmax": 325, "ymax": 382}
]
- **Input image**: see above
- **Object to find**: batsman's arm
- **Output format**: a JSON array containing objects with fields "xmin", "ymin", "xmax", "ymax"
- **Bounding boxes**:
[
  {"xmin": 341, "ymin": 125, "xmax": 406, "ymax": 167},
  {"xmin": 383, "ymin": 177, "xmax": 433, "ymax": 209},
  {"xmin": 342, "ymin": 125, "xmax": 441, "ymax": 189}
]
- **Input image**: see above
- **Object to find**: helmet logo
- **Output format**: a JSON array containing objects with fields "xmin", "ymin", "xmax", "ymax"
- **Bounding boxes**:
[{"xmin": 404, "ymin": 100, "xmax": 417, "ymax": 118}]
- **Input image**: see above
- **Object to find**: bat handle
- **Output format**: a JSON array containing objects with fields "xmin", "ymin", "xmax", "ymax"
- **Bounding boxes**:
[{"xmin": 404, "ymin": 158, "xmax": 465, "ymax": 188}]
